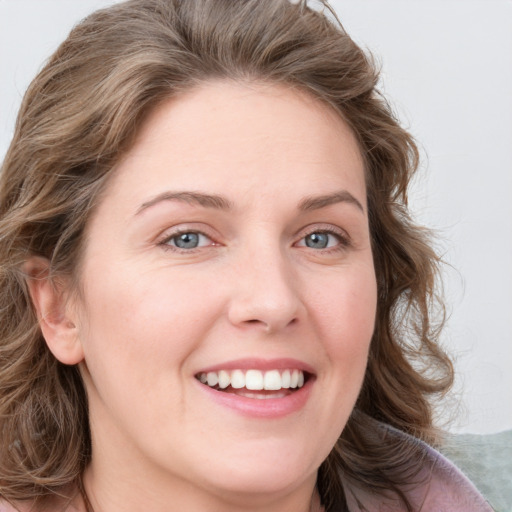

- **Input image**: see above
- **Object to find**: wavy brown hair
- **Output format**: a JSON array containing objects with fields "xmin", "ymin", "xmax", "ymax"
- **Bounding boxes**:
[{"xmin": 0, "ymin": 0, "xmax": 453, "ymax": 509}]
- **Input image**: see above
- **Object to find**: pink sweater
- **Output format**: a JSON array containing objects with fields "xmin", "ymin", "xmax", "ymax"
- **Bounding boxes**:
[{"xmin": 329, "ymin": 424, "xmax": 494, "ymax": 512}]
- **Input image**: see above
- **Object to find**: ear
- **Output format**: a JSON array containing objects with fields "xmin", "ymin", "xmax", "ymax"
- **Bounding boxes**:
[{"xmin": 23, "ymin": 257, "xmax": 84, "ymax": 365}]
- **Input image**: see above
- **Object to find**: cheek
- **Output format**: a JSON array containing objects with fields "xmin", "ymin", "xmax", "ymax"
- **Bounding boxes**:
[
  {"xmin": 311, "ymin": 263, "xmax": 376, "ymax": 407},
  {"xmin": 74, "ymin": 268, "xmax": 228, "ymax": 437},
  {"xmin": 313, "ymin": 264, "xmax": 377, "ymax": 347},
  {"xmin": 76, "ymin": 267, "xmax": 224, "ymax": 378},
  {"xmin": 303, "ymin": 265, "xmax": 376, "ymax": 457}
]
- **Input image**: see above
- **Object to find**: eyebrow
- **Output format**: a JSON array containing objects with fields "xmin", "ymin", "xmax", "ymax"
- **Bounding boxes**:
[
  {"xmin": 298, "ymin": 190, "xmax": 365, "ymax": 213},
  {"xmin": 136, "ymin": 191, "xmax": 233, "ymax": 215},
  {"xmin": 136, "ymin": 189, "xmax": 364, "ymax": 216}
]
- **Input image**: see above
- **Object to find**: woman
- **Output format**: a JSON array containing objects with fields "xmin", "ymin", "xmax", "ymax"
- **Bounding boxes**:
[{"xmin": 0, "ymin": 0, "xmax": 493, "ymax": 510}]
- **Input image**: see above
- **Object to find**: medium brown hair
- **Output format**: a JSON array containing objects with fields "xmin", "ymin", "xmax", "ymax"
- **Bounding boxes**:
[{"xmin": 0, "ymin": 0, "xmax": 453, "ymax": 509}]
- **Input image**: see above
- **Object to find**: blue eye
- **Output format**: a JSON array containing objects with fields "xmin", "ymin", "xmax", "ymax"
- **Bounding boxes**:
[
  {"xmin": 165, "ymin": 232, "xmax": 210, "ymax": 250},
  {"xmin": 305, "ymin": 232, "xmax": 330, "ymax": 249},
  {"xmin": 297, "ymin": 230, "xmax": 347, "ymax": 251}
]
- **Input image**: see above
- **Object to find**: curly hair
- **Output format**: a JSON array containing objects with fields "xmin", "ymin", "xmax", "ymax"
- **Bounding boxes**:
[{"xmin": 0, "ymin": 0, "xmax": 453, "ymax": 509}]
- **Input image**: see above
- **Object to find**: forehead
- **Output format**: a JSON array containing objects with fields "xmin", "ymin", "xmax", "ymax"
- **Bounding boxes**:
[{"xmin": 104, "ymin": 80, "xmax": 366, "ymax": 211}]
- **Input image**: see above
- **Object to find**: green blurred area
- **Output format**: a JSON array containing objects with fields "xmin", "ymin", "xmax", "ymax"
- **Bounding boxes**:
[{"xmin": 441, "ymin": 430, "xmax": 512, "ymax": 512}]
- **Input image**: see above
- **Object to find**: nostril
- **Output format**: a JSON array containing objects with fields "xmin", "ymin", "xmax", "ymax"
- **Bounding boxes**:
[
  {"xmin": 242, "ymin": 317, "xmax": 298, "ymax": 333},
  {"xmin": 245, "ymin": 319, "xmax": 267, "ymax": 326}
]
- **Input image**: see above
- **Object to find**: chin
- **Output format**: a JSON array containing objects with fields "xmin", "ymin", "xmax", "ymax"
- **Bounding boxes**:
[
  {"xmin": 196, "ymin": 442, "xmax": 321, "ymax": 497},
  {"xmin": 206, "ymin": 467, "xmax": 315, "ymax": 500}
]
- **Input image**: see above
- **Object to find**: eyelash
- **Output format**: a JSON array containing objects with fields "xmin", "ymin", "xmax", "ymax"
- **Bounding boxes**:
[
  {"xmin": 158, "ymin": 229, "xmax": 216, "ymax": 253},
  {"xmin": 296, "ymin": 226, "xmax": 351, "ymax": 253},
  {"xmin": 157, "ymin": 226, "xmax": 351, "ymax": 254}
]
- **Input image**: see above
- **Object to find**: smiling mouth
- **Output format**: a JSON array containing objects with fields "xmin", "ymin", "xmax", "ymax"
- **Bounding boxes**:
[{"xmin": 195, "ymin": 369, "xmax": 308, "ymax": 399}]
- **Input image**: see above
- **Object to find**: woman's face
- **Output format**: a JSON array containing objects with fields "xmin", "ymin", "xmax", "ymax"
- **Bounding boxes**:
[{"xmin": 73, "ymin": 82, "xmax": 377, "ymax": 506}]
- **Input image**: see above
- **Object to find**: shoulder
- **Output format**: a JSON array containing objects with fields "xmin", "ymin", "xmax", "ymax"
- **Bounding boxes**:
[
  {"xmin": 412, "ymin": 440, "xmax": 494, "ymax": 511},
  {"xmin": 342, "ymin": 423, "xmax": 494, "ymax": 512}
]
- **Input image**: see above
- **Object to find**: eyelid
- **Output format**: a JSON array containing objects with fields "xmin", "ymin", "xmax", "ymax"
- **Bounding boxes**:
[
  {"xmin": 156, "ymin": 224, "xmax": 219, "ymax": 251},
  {"xmin": 294, "ymin": 224, "xmax": 351, "ymax": 249},
  {"xmin": 155, "ymin": 222, "xmax": 351, "ymax": 253}
]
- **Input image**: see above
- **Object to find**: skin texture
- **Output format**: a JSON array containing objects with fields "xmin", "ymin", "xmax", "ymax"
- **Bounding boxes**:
[{"xmin": 27, "ymin": 81, "xmax": 377, "ymax": 512}]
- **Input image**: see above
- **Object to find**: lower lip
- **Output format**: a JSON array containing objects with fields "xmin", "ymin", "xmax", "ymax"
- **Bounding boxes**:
[{"xmin": 196, "ymin": 378, "xmax": 314, "ymax": 418}]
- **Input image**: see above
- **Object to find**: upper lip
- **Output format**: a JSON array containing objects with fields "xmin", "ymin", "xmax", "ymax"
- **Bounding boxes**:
[{"xmin": 196, "ymin": 358, "xmax": 316, "ymax": 375}]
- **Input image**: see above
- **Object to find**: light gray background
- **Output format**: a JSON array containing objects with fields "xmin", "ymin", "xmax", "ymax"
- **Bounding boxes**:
[{"xmin": 1, "ymin": 0, "xmax": 511, "ymax": 434}]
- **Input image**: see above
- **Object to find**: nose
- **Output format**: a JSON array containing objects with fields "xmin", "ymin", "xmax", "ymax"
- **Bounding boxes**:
[{"xmin": 227, "ymin": 246, "xmax": 303, "ymax": 334}]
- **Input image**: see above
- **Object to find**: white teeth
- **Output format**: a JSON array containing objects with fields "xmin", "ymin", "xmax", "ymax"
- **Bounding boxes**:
[
  {"xmin": 231, "ymin": 369, "xmax": 245, "ymax": 389},
  {"xmin": 263, "ymin": 370, "xmax": 282, "ymax": 390},
  {"xmin": 197, "ymin": 369, "xmax": 306, "ymax": 392},
  {"xmin": 290, "ymin": 369, "xmax": 299, "ymax": 388},
  {"xmin": 245, "ymin": 370, "xmax": 264, "ymax": 390},
  {"xmin": 281, "ymin": 370, "xmax": 291, "ymax": 388},
  {"xmin": 206, "ymin": 372, "xmax": 218, "ymax": 387},
  {"xmin": 218, "ymin": 370, "xmax": 230, "ymax": 389}
]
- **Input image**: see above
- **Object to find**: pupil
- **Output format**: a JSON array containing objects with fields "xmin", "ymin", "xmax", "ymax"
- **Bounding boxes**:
[
  {"xmin": 175, "ymin": 233, "xmax": 199, "ymax": 249},
  {"xmin": 306, "ymin": 233, "xmax": 328, "ymax": 249}
]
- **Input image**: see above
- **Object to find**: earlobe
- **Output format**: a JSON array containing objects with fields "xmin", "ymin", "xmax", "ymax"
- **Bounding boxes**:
[{"xmin": 23, "ymin": 257, "xmax": 84, "ymax": 365}]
